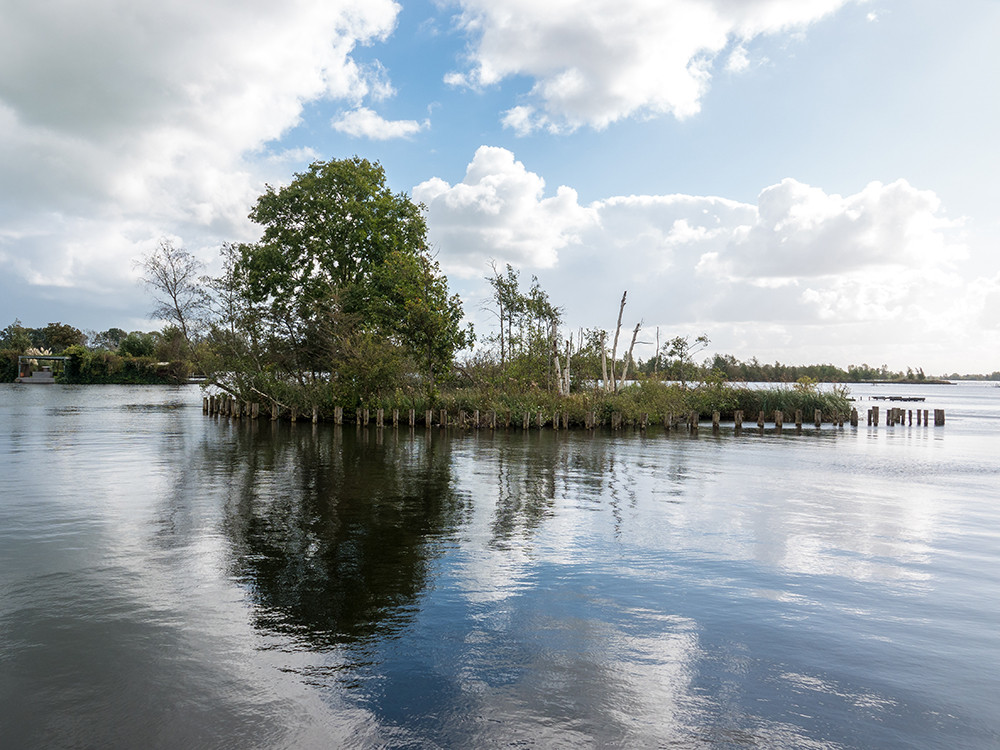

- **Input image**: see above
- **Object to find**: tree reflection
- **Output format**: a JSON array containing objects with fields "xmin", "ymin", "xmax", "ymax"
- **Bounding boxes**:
[{"xmin": 219, "ymin": 424, "xmax": 468, "ymax": 650}]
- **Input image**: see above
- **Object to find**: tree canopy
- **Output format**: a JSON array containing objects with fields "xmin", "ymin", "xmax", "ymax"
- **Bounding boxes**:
[{"xmin": 209, "ymin": 157, "xmax": 470, "ymax": 406}]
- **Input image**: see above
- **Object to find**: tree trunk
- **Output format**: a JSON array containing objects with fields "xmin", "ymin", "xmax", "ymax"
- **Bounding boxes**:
[{"xmin": 610, "ymin": 291, "xmax": 627, "ymax": 393}]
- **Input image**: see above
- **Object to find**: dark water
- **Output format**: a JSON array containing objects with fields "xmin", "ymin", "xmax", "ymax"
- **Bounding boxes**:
[{"xmin": 1, "ymin": 383, "xmax": 999, "ymax": 749}]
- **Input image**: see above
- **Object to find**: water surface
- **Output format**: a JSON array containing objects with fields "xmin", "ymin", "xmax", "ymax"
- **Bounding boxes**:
[{"xmin": 1, "ymin": 383, "xmax": 998, "ymax": 748}]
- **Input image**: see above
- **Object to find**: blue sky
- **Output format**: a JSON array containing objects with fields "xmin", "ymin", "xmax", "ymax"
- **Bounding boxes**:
[{"xmin": 1, "ymin": 0, "xmax": 997, "ymax": 373}]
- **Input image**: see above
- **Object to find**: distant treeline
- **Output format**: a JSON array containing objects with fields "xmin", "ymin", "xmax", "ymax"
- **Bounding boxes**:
[
  {"xmin": 0, "ymin": 319, "xmax": 190, "ymax": 384},
  {"xmin": 640, "ymin": 354, "xmax": 946, "ymax": 384}
]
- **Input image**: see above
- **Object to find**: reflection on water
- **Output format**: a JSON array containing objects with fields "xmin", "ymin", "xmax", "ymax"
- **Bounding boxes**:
[{"xmin": 2, "ymin": 384, "xmax": 1000, "ymax": 748}]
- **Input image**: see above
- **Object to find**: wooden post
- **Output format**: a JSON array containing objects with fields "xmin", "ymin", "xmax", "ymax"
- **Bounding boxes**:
[
  {"xmin": 505, "ymin": 410, "xmax": 511, "ymax": 428},
  {"xmin": 253, "ymin": 403, "xmax": 260, "ymax": 419},
  {"xmin": 409, "ymin": 408, "xmax": 416, "ymax": 427},
  {"xmin": 376, "ymin": 408, "xmax": 384, "ymax": 427},
  {"xmin": 537, "ymin": 412, "xmax": 544, "ymax": 429},
  {"xmin": 712, "ymin": 411, "xmax": 720, "ymax": 432},
  {"xmin": 310, "ymin": 406, "xmax": 317, "ymax": 423},
  {"xmin": 934, "ymin": 409, "xmax": 945, "ymax": 426},
  {"xmin": 775, "ymin": 410, "xmax": 783, "ymax": 431},
  {"xmin": 393, "ymin": 409, "xmax": 399, "ymax": 427},
  {"xmin": 734, "ymin": 410, "xmax": 743, "ymax": 430},
  {"xmin": 814, "ymin": 409, "xmax": 822, "ymax": 428},
  {"xmin": 290, "ymin": 407, "xmax": 297, "ymax": 422},
  {"xmin": 523, "ymin": 411, "xmax": 530, "ymax": 430},
  {"xmin": 552, "ymin": 412, "xmax": 558, "ymax": 431},
  {"xmin": 562, "ymin": 412, "xmax": 569, "ymax": 430},
  {"xmin": 271, "ymin": 402, "xmax": 279, "ymax": 421},
  {"xmin": 757, "ymin": 410, "xmax": 765, "ymax": 429},
  {"xmin": 640, "ymin": 413, "xmax": 648, "ymax": 430},
  {"xmin": 916, "ymin": 409, "xmax": 922, "ymax": 426},
  {"xmin": 850, "ymin": 408, "xmax": 858, "ymax": 427},
  {"xmin": 872, "ymin": 406, "xmax": 879, "ymax": 426},
  {"xmin": 425, "ymin": 409, "xmax": 433, "ymax": 427},
  {"xmin": 440, "ymin": 409, "xmax": 447, "ymax": 427},
  {"xmin": 335, "ymin": 406, "xmax": 343, "ymax": 424},
  {"xmin": 490, "ymin": 410, "xmax": 497, "ymax": 429},
  {"xmin": 611, "ymin": 412, "xmax": 621, "ymax": 430},
  {"xmin": 458, "ymin": 409, "xmax": 466, "ymax": 427},
  {"xmin": 203, "ymin": 396, "xmax": 208, "ymax": 413},
  {"xmin": 795, "ymin": 409, "xmax": 802, "ymax": 429},
  {"xmin": 356, "ymin": 407, "xmax": 362, "ymax": 425},
  {"xmin": 473, "ymin": 409, "xmax": 480, "ymax": 428},
  {"xmin": 907, "ymin": 409, "xmax": 912, "ymax": 425},
  {"xmin": 690, "ymin": 411, "xmax": 699, "ymax": 431},
  {"xmin": 363, "ymin": 408, "xmax": 370, "ymax": 426}
]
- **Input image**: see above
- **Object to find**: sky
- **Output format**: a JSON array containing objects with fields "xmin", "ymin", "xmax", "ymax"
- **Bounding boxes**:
[{"xmin": 1, "ymin": 0, "xmax": 998, "ymax": 374}]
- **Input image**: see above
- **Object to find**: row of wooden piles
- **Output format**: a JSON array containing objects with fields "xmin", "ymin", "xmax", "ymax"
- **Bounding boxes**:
[
  {"xmin": 204, "ymin": 396, "xmax": 943, "ymax": 430},
  {"xmin": 866, "ymin": 406, "xmax": 945, "ymax": 426}
]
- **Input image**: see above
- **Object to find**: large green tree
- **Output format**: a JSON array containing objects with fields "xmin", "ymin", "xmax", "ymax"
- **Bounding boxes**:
[{"xmin": 217, "ymin": 157, "xmax": 469, "ymax": 405}]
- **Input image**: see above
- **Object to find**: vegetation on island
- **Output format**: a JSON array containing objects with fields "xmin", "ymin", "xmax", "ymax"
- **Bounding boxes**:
[{"xmin": 6, "ymin": 156, "xmax": 992, "ymax": 421}]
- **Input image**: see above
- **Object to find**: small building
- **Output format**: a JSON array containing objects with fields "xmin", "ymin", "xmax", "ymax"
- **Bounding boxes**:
[{"xmin": 15, "ymin": 355, "xmax": 70, "ymax": 384}]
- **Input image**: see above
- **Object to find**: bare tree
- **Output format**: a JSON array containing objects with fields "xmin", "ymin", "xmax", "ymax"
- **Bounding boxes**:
[{"xmin": 137, "ymin": 239, "xmax": 208, "ymax": 342}]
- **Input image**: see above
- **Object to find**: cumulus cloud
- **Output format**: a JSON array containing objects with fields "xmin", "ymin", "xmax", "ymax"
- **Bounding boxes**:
[
  {"xmin": 0, "ymin": 0, "xmax": 401, "ymax": 325},
  {"xmin": 413, "ymin": 146, "xmax": 599, "ymax": 276},
  {"xmin": 446, "ymin": 0, "xmax": 856, "ymax": 132},
  {"xmin": 421, "ymin": 147, "xmax": 972, "ymax": 367},
  {"xmin": 331, "ymin": 107, "xmax": 428, "ymax": 139}
]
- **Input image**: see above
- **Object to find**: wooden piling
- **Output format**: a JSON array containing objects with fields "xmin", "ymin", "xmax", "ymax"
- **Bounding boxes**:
[
  {"xmin": 612, "ymin": 412, "xmax": 621, "ymax": 430},
  {"xmin": 690, "ymin": 411, "xmax": 699, "ymax": 431},
  {"xmin": 775, "ymin": 410, "xmax": 783, "ymax": 431},
  {"xmin": 363, "ymin": 408, "xmax": 370, "ymax": 426},
  {"xmin": 872, "ymin": 406, "xmax": 879, "ymax": 426},
  {"xmin": 850, "ymin": 408, "xmax": 858, "ymax": 427},
  {"xmin": 934, "ymin": 409, "xmax": 945, "ymax": 426},
  {"xmin": 757, "ymin": 410, "xmax": 765, "ymax": 429},
  {"xmin": 458, "ymin": 409, "xmax": 466, "ymax": 427},
  {"xmin": 377, "ymin": 408, "xmax": 384, "ymax": 427},
  {"xmin": 795, "ymin": 409, "xmax": 802, "ymax": 429},
  {"xmin": 523, "ymin": 411, "xmax": 530, "ymax": 430},
  {"xmin": 537, "ymin": 412, "xmax": 544, "ymax": 429},
  {"xmin": 490, "ymin": 411, "xmax": 497, "ymax": 429},
  {"xmin": 814, "ymin": 409, "xmax": 822, "ymax": 428},
  {"xmin": 335, "ymin": 406, "xmax": 343, "ymax": 424},
  {"xmin": 440, "ymin": 409, "xmax": 447, "ymax": 427},
  {"xmin": 474, "ymin": 409, "xmax": 480, "ymax": 428},
  {"xmin": 393, "ymin": 409, "xmax": 399, "ymax": 427},
  {"xmin": 290, "ymin": 407, "xmax": 297, "ymax": 422},
  {"xmin": 272, "ymin": 402, "xmax": 279, "ymax": 421},
  {"xmin": 712, "ymin": 411, "xmax": 720, "ymax": 432},
  {"xmin": 312, "ymin": 406, "xmax": 318, "ymax": 424},
  {"xmin": 426, "ymin": 409, "xmax": 433, "ymax": 427},
  {"xmin": 734, "ymin": 410, "xmax": 743, "ymax": 430},
  {"xmin": 408, "ymin": 408, "xmax": 415, "ymax": 427}
]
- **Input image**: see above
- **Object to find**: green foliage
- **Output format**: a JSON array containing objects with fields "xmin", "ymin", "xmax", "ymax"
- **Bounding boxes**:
[
  {"xmin": 62, "ymin": 344, "xmax": 183, "ymax": 384},
  {"xmin": 118, "ymin": 332, "xmax": 157, "ymax": 358},
  {"xmin": 0, "ymin": 320, "xmax": 32, "ymax": 353},
  {"xmin": 207, "ymin": 156, "xmax": 469, "ymax": 408},
  {"xmin": 0, "ymin": 349, "xmax": 19, "ymax": 382}
]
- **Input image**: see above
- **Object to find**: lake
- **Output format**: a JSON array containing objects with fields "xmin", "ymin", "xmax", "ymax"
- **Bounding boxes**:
[{"xmin": 1, "ymin": 382, "xmax": 999, "ymax": 748}]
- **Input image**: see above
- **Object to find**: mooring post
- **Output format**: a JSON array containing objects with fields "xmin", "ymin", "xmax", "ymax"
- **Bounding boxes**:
[
  {"xmin": 408, "ymin": 408, "xmax": 415, "ymax": 427},
  {"xmin": 814, "ymin": 409, "xmax": 821, "ymax": 428},
  {"xmin": 850, "ymin": 408, "xmax": 859, "ymax": 427},
  {"xmin": 425, "ymin": 409, "xmax": 433, "ymax": 427},
  {"xmin": 775, "ymin": 410, "xmax": 783, "ymax": 432},
  {"xmin": 523, "ymin": 411, "xmax": 529, "ymax": 430},
  {"xmin": 490, "ymin": 410, "xmax": 497, "ymax": 429},
  {"xmin": 458, "ymin": 409, "xmax": 466, "ymax": 428},
  {"xmin": 712, "ymin": 411, "xmax": 720, "ymax": 432},
  {"xmin": 690, "ymin": 411, "xmax": 699, "ymax": 432},
  {"xmin": 734, "ymin": 410, "xmax": 743, "ymax": 431},
  {"xmin": 393, "ymin": 409, "xmax": 399, "ymax": 427},
  {"xmin": 795, "ymin": 409, "xmax": 803, "ymax": 429},
  {"xmin": 335, "ymin": 406, "xmax": 343, "ymax": 424},
  {"xmin": 872, "ymin": 406, "xmax": 879, "ymax": 426},
  {"xmin": 757, "ymin": 410, "xmax": 765, "ymax": 429},
  {"xmin": 935, "ymin": 409, "xmax": 945, "ymax": 426},
  {"xmin": 537, "ymin": 412, "xmax": 544, "ymax": 429},
  {"xmin": 290, "ymin": 407, "xmax": 297, "ymax": 422},
  {"xmin": 377, "ymin": 408, "xmax": 384, "ymax": 427},
  {"xmin": 440, "ymin": 408, "xmax": 447, "ymax": 427}
]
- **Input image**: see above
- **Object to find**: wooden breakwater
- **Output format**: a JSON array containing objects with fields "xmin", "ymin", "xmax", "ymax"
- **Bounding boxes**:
[{"xmin": 202, "ymin": 396, "xmax": 946, "ymax": 432}]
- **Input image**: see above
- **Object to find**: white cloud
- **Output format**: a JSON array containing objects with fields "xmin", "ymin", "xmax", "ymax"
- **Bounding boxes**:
[
  {"xmin": 0, "ymin": 0, "xmax": 401, "ymax": 325},
  {"xmin": 447, "ymin": 0, "xmax": 856, "ymax": 132},
  {"xmin": 414, "ymin": 146, "xmax": 599, "ymax": 276},
  {"xmin": 331, "ymin": 107, "xmax": 428, "ymax": 139},
  {"xmin": 422, "ymin": 147, "xmax": 978, "ymax": 370}
]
